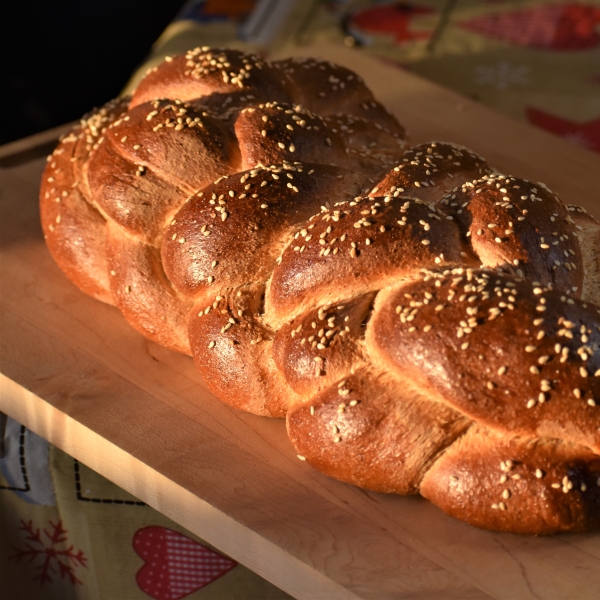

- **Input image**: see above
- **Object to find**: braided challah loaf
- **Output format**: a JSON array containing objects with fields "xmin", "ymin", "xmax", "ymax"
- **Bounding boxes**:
[{"xmin": 40, "ymin": 47, "xmax": 600, "ymax": 534}]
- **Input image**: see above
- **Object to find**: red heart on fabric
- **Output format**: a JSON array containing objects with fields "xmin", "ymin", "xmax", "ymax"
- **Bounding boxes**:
[{"xmin": 133, "ymin": 526, "xmax": 237, "ymax": 600}]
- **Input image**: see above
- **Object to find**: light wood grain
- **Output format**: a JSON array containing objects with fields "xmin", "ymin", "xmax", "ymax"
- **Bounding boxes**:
[{"xmin": 1, "ymin": 44, "xmax": 599, "ymax": 600}]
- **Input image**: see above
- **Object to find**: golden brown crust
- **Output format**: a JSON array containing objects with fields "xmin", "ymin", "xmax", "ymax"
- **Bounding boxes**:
[
  {"xmin": 87, "ymin": 139, "xmax": 190, "ymax": 244},
  {"xmin": 162, "ymin": 163, "xmax": 368, "ymax": 305},
  {"xmin": 39, "ymin": 97, "xmax": 130, "ymax": 304},
  {"xmin": 286, "ymin": 368, "xmax": 470, "ymax": 494},
  {"xmin": 439, "ymin": 175, "xmax": 584, "ymax": 294},
  {"xmin": 106, "ymin": 222, "xmax": 193, "ymax": 354},
  {"xmin": 233, "ymin": 102, "xmax": 407, "ymax": 178},
  {"xmin": 82, "ymin": 98, "xmax": 244, "ymax": 350},
  {"xmin": 371, "ymin": 142, "xmax": 491, "ymax": 205},
  {"xmin": 130, "ymin": 48, "xmax": 292, "ymax": 112},
  {"xmin": 273, "ymin": 57, "xmax": 401, "ymax": 132},
  {"xmin": 40, "ymin": 46, "xmax": 600, "ymax": 535},
  {"xmin": 272, "ymin": 294, "xmax": 374, "ymax": 397},
  {"xmin": 234, "ymin": 102, "xmax": 347, "ymax": 171},
  {"xmin": 266, "ymin": 195, "xmax": 475, "ymax": 325},
  {"xmin": 369, "ymin": 268, "xmax": 600, "ymax": 453},
  {"xmin": 40, "ymin": 161, "xmax": 113, "ymax": 304},
  {"xmin": 188, "ymin": 284, "xmax": 298, "ymax": 416},
  {"xmin": 421, "ymin": 428, "xmax": 600, "ymax": 534},
  {"xmin": 87, "ymin": 99, "xmax": 241, "ymax": 244},
  {"xmin": 324, "ymin": 113, "xmax": 407, "ymax": 175}
]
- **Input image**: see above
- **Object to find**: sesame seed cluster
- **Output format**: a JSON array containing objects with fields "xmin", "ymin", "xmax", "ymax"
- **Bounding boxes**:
[
  {"xmin": 85, "ymin": 98, "xmax": 238, "ymax": 247},
  {"xmin": 439, "ymin": 174, "xmax": 583, "ymax": 293},
  {"xmin": 40, "ymin": 47, "xmax": 600, "ymax": 534},
  {"xmin": 184, "ymin": 47, "xmax": 268, "ymax": 88},
  {"xmin": 371, "ymin": 141, "xmax": 492, "ymax": 205},
  {"xmin": 235, "ymin": 101, "xmax": 407, "ymax": 174},
  {"xmin": 266, "ymin": 193, "xmax": 469, "ymax": 322},
  {"xmin": 374, "ymin": 268, "xmax": 600, "ymax": 449},
  {"xmin": 162, "ymin": 162, "xmax": 367, "ymax": 302}
]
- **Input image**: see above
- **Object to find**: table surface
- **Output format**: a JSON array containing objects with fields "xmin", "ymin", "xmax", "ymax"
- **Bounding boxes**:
[{"xmin": 1, "ymin": 43, "xmax": 600, "ymax": 600}]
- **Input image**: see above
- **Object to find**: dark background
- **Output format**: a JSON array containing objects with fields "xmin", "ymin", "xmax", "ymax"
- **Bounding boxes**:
[{"xmin": 2, "ymin": 1, "xmax": 187, "ymax": 146}]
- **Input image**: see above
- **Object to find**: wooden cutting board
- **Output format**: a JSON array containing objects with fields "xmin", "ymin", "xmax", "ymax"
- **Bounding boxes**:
[{"xmin": 1, "ymin": 44, "xmax": 599, "ymax": 600}]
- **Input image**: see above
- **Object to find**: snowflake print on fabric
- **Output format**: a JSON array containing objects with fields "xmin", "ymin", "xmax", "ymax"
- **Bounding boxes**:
[
  {"xmin": 133, "ymin": 526, "xmax": 237, "ymax": 600},
  {"xmin": 9, "ymin": 519, "xmax": 87, "ymax": 585},
  {"xmin": 475, "ymin": 62, "xmax": 530, "ymax": 90}
]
